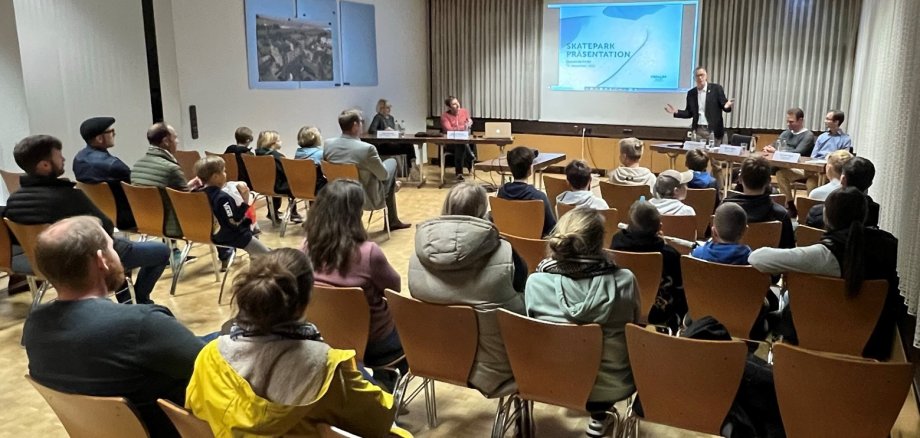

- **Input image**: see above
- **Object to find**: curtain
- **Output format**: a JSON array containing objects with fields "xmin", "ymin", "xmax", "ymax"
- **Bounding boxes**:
[
  {"xmin": 699, "ymin": 0, "xmax": 861, "ymax": 131},
  {"xmin": 849, "ymin": 0, "xmax": 920, "ymax": 348},
  {"xmin": 429, "ymin": 0, "xmax": 540, "ymax": 119}
]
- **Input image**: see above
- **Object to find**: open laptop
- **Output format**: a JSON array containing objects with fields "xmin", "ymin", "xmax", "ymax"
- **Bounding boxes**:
[{"xmin": 483, "ymin": 122, "xmax": 512, "ymax": 139}]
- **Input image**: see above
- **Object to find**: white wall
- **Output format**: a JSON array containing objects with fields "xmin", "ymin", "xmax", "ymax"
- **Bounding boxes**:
[
  {"xmin": 154, "ymin": 0, "xmax": 183, "ymax": 127},
  {"xmin": 168, "ymin": 0, "xmax": 429, "ymax": 158},
  {"xmin": 0, "ymin": 0, "xmax": 30, "ymax": 180},
  {"xmin": 12, "ymin": 0, "xmax": 154, "ymax": 176}
]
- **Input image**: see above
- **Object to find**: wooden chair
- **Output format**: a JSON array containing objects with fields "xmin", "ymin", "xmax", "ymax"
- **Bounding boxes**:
[
  {"xmin": 243, "ymin": 154, "xmax": 290, "ymax": 224},
  {"xmin": 320, "ymin": 161, "xmax": 391, "ymax": 238},
  {"xmin": 121, "ymin": 183, "xmax": 168, "ymax": 238},
  {"xmin": 500, "ymin": 233, "xmax": 547, "ymax": 274},
  {"xmin": 555, "ymin": 202, "xmax": 575, "ymax": 218},
  {"xmin": 659, "ymin": 214, "xmax": 697, "ymax": 242},
  {"xmin": 795, "ymin": 224, "xmax": 824, "ymax": 247},
  {"xmin": 680, "ymin": 256, "xmax": 772, "ymax": 339},
  {"xmin": 495, "ymin": 309, "xmax": 608, "ymax": 437},
  {"xmin": 279, "ymin": 158, "xmax": 318, "ymax": 237},
  {"xmin": 740, "ymin": 220, "xmax": 782, "ymax": 250},
  {"xmin": 625, "ymin": 324, "xmax": 746, "ymax": 435},
  {"xmin": 165, "ymin": 188, "xmax": 239, "ymax": 303},
  {"xmin": 385, "ymin": 290, "xmax": 477, "ymax": 428},
  {"xmin": 684, "ymin": 188, "xmax": 717, "ymax": 237},
  {"xmin": 605, "ymin": 250, "xmax": 662, "ymax": 324},
  {"xmin": 157, "ymin": 399, "xmax": 214, "ymax": 438},
  {"xmin": 76, "ymin": 182, "xmax": 118, "ymax": 225},
  {"xmin": 305, "ymin": 285, "xmax": 373, "ymax": 362},
  {"xmin": 772, "ymin": 343, "xmax": 913, "ymax": 438},
  {"xmin": 794, "ymin": 196, "xmax": 823, "ymax": 222},
  {"xmin": 2, "ymin": 219, "xmax": 51, "ymax": 308},
  {"xmin": 598, "ymin": 181, "xmax": 649, "ymax": 218},
  {"xmin": 542, "ymin": 175, "xmax": 569, "ymax": 219},
  {"xmin": 0, "ymin": 169, "xmax": 23, "ymax": 194},
  {"xmin": 489, "ymin": 197, "xmax": 545, "ymax": 239},
  {"xmin": 173, "ymin": 150, "xmax": 201, "ymax": 181},
  {"xmin": 785, "ymin": 273, "xmax": 888, "ymax": 356},
  {"xmin": 599, "ymin": 208, "xmax": 619, "ymax": 247},
  {"xmin": 211, "ymin": 152, "xmax": 239, "ymax": 181},
  {"xmin": 26, "ymin": 375, "xmax": 149, "ymax": 438},
  {"xmin": 770, "ymin": 193, "xmax": 786, "ymax": 207}
]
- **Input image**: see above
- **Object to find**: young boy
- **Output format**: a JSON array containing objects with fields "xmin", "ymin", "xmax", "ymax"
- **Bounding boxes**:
[
  {"xmin": 650, "ymin": 170, "xmax": 696, "ymax": 216},
  {"xmin": 691, "ymin": 203, "xmax": 752, "ymax": 264},
  {"xmin": 497, "ymin": 146, "xmax": 556, "ymax": 237},
  {"xmin": 555, "ymin": 160, "xmax": 608, "ymax": 216},
  {"xmin": 723, "ymin": 157, "xmax": 794, "ymax": 248},
  {"xmin": 608, "ymin": 137, "xmax": 656, "ymax": 193},
  {"xmin": 685, "ymin": 149, "xmax": 719, "ymax": 189},
  {"xmin": 195, "ymin": 156, "xmax": 270, "ymax": 269}
]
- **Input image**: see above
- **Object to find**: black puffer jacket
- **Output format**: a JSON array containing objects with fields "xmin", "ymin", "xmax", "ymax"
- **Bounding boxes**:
[
  {"xmin": 3, "ymin": 174, "xmax": 114, "ymax": 240},
  {"xmin": 610, "ymin": 228, "xmax": 687, "ymax": 326}
]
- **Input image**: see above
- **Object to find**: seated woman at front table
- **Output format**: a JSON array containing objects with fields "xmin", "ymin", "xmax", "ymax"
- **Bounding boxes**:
[
  {"xmin": 748, "ymin": 187, "xmax": 900, "ymax": 360},
  {"xmin": 525, "ymin": 207, "xmax": 639, "ymax": 437},
  {"xmin": 440, "ymin": 95, "xmax": 476, "ymax": 182},
  {"xmin": 367, "ymin": 99, "xmax": 419, "ymax": 179},
  {"xmin": 185, "ymin": 248, "xmax": 410, "ymax": 437}
]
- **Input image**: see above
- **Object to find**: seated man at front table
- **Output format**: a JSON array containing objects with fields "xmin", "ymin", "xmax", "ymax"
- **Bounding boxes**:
[
  {"xmin": 775, "ymin": 110, "xmax": 851, "ymax": 216},
  {"xmin": 22, "ymin": 216, "xmax": 205, "ymax": 438},
  {"xmin": 763, "ymin": 107, "xmax": 816, "ymax": 156},
  {"xmin": 72, "ymin": 116, "xmax": 135, "ymax": 230},
  {"xmin": 323, "ymin": 109, "xmax": 411, "ymax": 231},
  {"xmin": 723, "ymin": 156, "xmax": 795, "ymax": 249},
  {"xmin": 3, "ymin": 135, "xmax": 170, "ymax": 304},
  {"xmin": 609, "ymin": 137, "xmax": 656, "ymax": 193},
  {"xmin": 497, "ymin": 146, "xmax": 556, "ymax": 237}
]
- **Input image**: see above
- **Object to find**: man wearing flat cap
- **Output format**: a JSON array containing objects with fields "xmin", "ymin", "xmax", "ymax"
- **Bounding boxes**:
[{"xmin": 73, "ymin": 117, "xmax": 135, "ymax": 230}]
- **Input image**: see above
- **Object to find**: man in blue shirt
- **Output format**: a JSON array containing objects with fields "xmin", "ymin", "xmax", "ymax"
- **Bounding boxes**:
[{"xmin": 73, "ymin": 116, "xmax": 135, "ymax": 230}]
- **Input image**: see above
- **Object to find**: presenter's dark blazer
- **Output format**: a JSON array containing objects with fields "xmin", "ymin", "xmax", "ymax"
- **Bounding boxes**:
[{"xmin": 673, "ymin": 83, "xmax": 731, "ymax": 140}]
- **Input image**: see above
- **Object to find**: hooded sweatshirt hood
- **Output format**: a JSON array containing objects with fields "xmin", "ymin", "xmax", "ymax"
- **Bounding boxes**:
[
  {"xmin": 691, "ymin": 240, "xmax": 752, "ymax": 265},
  {"xmin": 609, "ymin": 166, "xmax": 656, "ymax": 191},
  {"xmin": 556, "ymin": 190, "xmax": 609, "ymax": 210},
  {"xmin": 414, "ymin": 215, "xmax": 501, "ymax": 271},
  {"xmin": 649, "ymin": 197, "xmax": 696, "ymax": 216}
]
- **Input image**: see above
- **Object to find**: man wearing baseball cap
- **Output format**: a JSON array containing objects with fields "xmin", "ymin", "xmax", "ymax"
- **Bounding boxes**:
[
  {"xmin": 650, "ymin": 169, "xmax": 696, "ymax": 216},
  {"xmin": 73, "ymin": 116, "xmax": 135, "ymax": 230}
]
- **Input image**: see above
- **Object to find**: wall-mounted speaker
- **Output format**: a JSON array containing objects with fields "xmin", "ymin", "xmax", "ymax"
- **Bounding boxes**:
[{"xmin": 189, "ymin": 105, "xmax": 198, "ymax": 139}]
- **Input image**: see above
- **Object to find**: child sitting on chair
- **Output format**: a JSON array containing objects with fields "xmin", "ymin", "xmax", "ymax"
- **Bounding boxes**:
[
  {"xmin": 685, "ymin": 149, "xmax": 719, "ymax": 190},
  {"xmin": 691, "ymin": 203, "xmax": 752, "ymax": 265}
]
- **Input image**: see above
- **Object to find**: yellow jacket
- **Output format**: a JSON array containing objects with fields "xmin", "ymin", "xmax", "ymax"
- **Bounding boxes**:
[{"xmin": 186, "ymin": 340, "xmax": 411, "ymax": 437}]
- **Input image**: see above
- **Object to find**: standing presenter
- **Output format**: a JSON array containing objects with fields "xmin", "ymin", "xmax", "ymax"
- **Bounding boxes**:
[{"xmin": 665, "ymin": 67, "xmax": 734, "ymax": 144}]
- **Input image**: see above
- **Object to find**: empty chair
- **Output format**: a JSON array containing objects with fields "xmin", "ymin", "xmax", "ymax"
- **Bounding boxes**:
[
  {"xmin": 599, "ymin": 181, "xmax": 649, "ymax": 219},
  {"xmin": 121, "ymin": 183, "xmax": 168, "ymax": 239},
  {"xmin": 684, "ymin": 188, "xmax": 717, "ymax": 237},
  {"xmin": 606, "ymin": 250, "xmax": 662, "ymax": 324},
  {"xmin": 772, "ymin": 343, "xmax": 913, "ymax": 438},
  {"xmin": 500, "ymin": 233, "xmax": 547, "ymax": 274},
  {"xmin": 489, "ymin": 197, "xmax": 545, "ymax": 239},
  {"xmin": 279, "ymin": 158, "xmax": 319, "ymax": 237},
  {"xmin": 795, "ymin": 224, "xmax": 824, "ymax": 247},
  {"xmin": 785, "ymin": 273, "xmax": 888, "ymax": 356},
  {"xmin": 659, "ymin": 214, "xmax": 697, "ymax": 242},
  {"xmin": 794, "ymin": 196, "xmax": 823, "ymax": 222},
  {"xmin": 0, "ymin": 169, "xmax": 23, "ymax": 194},
  {"xmin": 76, "ymin": 182, "xmax": 118, "ymax": 225},
  {"xmin": 680, "ymin": 255, "xmax": 772, "ymax": 338},
  {"xmin": 157, "ymin": 399, "xmax": 214, "ymax": 438},
  {"xmin": 625, "ymin": 323, "xmax": 747, "ymax": 435},
  {"xmin": 26, "ymin": 375, "xmax": 150, "ymax": 438},
  {"xmin": 173, "ymin": 150, "xmax": 201, "ymax": 181},
  {"xmin": 305, "ymin": 285, "xmax": 373, "ymax": 361},
  {"xmin": 542, "ymin": 175, "xmax": 570, "ymax": 218},
  {"xmin": 729, "ymin": 133, "xmax": 754, "ymax": 147},
  {"xmin": 740, "ymin": 220, "xmax": 782, "ymax": 250}
]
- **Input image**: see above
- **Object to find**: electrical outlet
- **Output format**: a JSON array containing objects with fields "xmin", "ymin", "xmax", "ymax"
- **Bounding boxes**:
[{"xmin": 584, "ymin": 127, "xmax": 593, "ymax": 134}]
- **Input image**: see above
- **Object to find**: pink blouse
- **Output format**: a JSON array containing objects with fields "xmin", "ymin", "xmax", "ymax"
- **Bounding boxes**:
[{"xmin": 440, "ymin": 108, "xmax": 471, "ymax": 132}]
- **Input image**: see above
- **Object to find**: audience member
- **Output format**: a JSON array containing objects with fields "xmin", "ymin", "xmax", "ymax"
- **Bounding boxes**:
[
  {"xmin": 440, "ymin": 95, "xmax": 475, "ymax": 181},
  {"xmin": 131, "ymin": 122, "xmax": 195, "ymax": 238},
  {"xmin": 723, "ymin": 157, "xmax": 794, "ymax": 248},
  {"xmin": 805, "ymin": 156, "xmax": 880, "ymax": 228},
  {"xmin": 526, "ymin": 208, "xmax": 638, "ymax": 437},
  {"xmin": 763, "ymin": 107, "xmax": 816, "ymax": 156},
  {"xmin": 5, "ymin": 135, "xmax": 169, "ymax": 304},
  {"xmin": 691, "ymin": 203, "xmax": 751, "ymax": 264},
  {"xmin": 22, "ymin": 216, "xmax": 204, "ymax": 437},
  {"xmin": 610, "ymin": 200, "xmax": 686, "ymax": 328},
  {"xmin": 409, "ymin": 182, "xmax": 525, "ymax": 397},
  {"xmin": 808, "ymin": 149, "xmax": 852, "ymax": 201},
  {"xmin": 255, "ymin": 130, "xmax": 303, "ymax": 224},
  {"xmin": 776, "ymin": 110, "xmax": 851, "ymax": 214},
  {"xmin": 556, "ymin": 160, "xmax": 608, "ymax": 215},
  {"xmin": 224, "ymin": 126, "xmax": 254, "ymax": 188},
  {"xmin": 324, "ymin": 110, "xmax": 411, "ymax": 231},
  {"xmin": 685, "ymin": 149, "xmax": 719, "ymax": 190},
  {"xmin": 301, "ymin": 179, "xmax": 407, "ymax": 390},
  {"xmin": 749, "ymin": 187, "xmax": 900, "ymax": 360},
  {"xmin": 368, "ymin": 98, "xmax": 418, "ymax": 180},
  {"xmin": 497, "ymin": 146, "xmax": 556, "ymax": 237},
  {"xmin": 294, "ymin": 126, "xmax": 328, "ymax": 194},
  {"xmin": 186, "ymin": 248, "xmax": 409, "ymax": 437},
  {"xmin": 609, "ymin": 137, "xmax": 655, "ymax": 193},
  {"xmin": 72, "ymin": 116, "xmax": 135, "ymax": 230},
  {"xmin": 650, "ymin": 170, "xmax": 696, "ymax": 216}
]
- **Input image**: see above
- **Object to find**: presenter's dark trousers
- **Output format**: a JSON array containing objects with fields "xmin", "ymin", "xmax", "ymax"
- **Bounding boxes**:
[{"xmin": 451, "ymin": 143, "xmax": 476, "ymax": 174}]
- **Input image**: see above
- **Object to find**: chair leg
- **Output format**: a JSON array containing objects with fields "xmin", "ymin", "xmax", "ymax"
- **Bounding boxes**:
[
  {"xmin": 367, "ymin": 209, "xmax": 374, "ymax": 229},
  {"xmin": 384, "ymin": 207, "xmax": 390, "ymax": 239},
  {"xmin": 28, "ymin": 277, "xmax": 49, "ymax": 310},
  {"xmin": 169, "ymin": 242, "xmax": 193, "ymax": 295},
  {"xmin": 217, "ymin": 248, "xmax": 236, "ymax": 305},
  {"xmin": 208, "ymin": 245, "xmax": 221, "ymax": 282},
  {"xmin": 491, "ymin": 397, "xmax": 510, "ymax": 438},
  {"xmin": 125, "ymin": 277, "xmax": 137, "ymax": 304},
  {"xmin": 424, "ymin": 379, "xmax": 438, "ymax": 428}
]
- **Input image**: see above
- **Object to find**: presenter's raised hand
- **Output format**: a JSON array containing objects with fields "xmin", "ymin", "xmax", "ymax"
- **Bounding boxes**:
[
  {"xmin": 664, "ymin": 104, "xmax": 676, "ymax": 114},
  {"xmin": 724, "ymin": 99, "xmax": 735, "ymax": 110}
]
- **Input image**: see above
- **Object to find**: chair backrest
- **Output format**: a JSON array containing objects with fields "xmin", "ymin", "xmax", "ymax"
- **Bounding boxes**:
[
  {"xmin": 598, "ymin": 181, "xmax": 649, "ymax": 218},
  {"xmin": 555, "ymin": 202, "xmax": 575, "ymax": 218},
  {"xmin": 76, "ymin": 182, "xmax": 118, "ymax": 224},
  {"xmin": 321, "ymin": 160, "xmax": 359, "ymax": 182},
  {"xmin": 626, "ymin": 324, "xmax": 746, "ymax": 434},
  {"xmin": 121, "ymin": 183, "xmax": 167, "ymax": 237},
  {"xmin": 26, "ymin": 375, "xmax": 150, "ymax": 438},
  {"xmin": 772, "ymin": 343, "xmax": 913, "ymax": 438},
  {"xmin": 165, "ymin": 189, "xmax": 214, "ymax": 243},
  {"xmin": 242, "ymin": 155, "xmax": 279, "ymax": 196},
  {"xmin": 542, "ymin": 175, "xmax": 569, "ymax": 218},
  {"xmin": 489, "ymin": 197, "xmax": 545, "ymax": 239},
  {"xmin": 599, "ymin": 208, "xmax": 619, "ymax": 247},
  {"xmin": 157, "ymin": 399, "xmax": 214, "ymax": 438},
  {"xmin": 729, "ymin": 133, "xmax": 754, "ymax": 147},
  {"xmin": 305, "ymin": 285, "xmax": 371, "ymax": 361},
  {"xmin": 680, "ymin": 256, "xmax": 772, "ymax": 338},
  {"xmin": 659, "ymin": 214, "xmax": 697, "ymax": 241},
  {"xmin": 0, "ymin": 218, "xmax": 12, "ymax": 274},
  {"xmin": 496, "ymin": 310, "xmax": 603, "ymax": 412},
  {"xmin": 4, "ymin": 219, "xmax": 49, "ymax": 279},
  {"xmin": 795, "ymin": 224, "xmax": 824, "ymax": 247},
  {"xmin": 606, "ymin": 250, "xmax": 662, "ymax": 324},
  {"xmin": 216, "ymin": 153, "xmax": 240, "ymax": 181},
  {"xmin": 794, "ymin": 196, "xmax": 823, "ymax": 222},
  {"xmin": 684, "ymin": 188, "xmax": 717, "ymax": 237},
  {"xmin": 0, "ymin": 169, "xmax": 23, "ymax": 194},
  {"xmin": 173, "ymin": 150, "xmax": 202, "ymax": 181},
  {"xmin": 500, "ymin": 233, "xmax": 547, "ymax": 275},
  {"xmin": 385, "ymin": 290, "xmax": 478, "ymax": 386},
  {"xmin": 740, "ymin": 220, "xmax": 782, "ymax": 250},
  {"xmin": 770, "ymin": 193, "xmax": 786, "ymax": 207},
  {"xmin": 785, "ymin": 273, "xmax": 888, "ymax": 356},
  {"xmin": 280, "ymin": 158, "xmax": 318, "ymax": 201}
]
